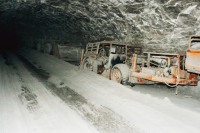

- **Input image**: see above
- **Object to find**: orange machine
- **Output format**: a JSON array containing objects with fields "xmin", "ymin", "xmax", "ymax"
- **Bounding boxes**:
[{"xmin": 128, "ymin": 52, "xmax": 198, "ymax": 88}]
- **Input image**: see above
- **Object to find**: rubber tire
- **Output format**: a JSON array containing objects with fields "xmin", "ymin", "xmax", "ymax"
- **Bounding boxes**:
[
  {"xmin": 111, "ymin": 64, "xmax": 129, "ymax": 84},
  {"xmin": 83, "ymin": 60, "xmax": 93, "ymax": 71}
]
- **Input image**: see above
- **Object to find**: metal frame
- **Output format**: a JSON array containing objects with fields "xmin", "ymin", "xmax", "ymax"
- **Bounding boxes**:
[
  {"xmin": 80, "ymin": 41, "xmax": 143, "ymax": 79},
  {"xmin": 129, "ymin": 52, "xmax": 198, "ymax": 87}
]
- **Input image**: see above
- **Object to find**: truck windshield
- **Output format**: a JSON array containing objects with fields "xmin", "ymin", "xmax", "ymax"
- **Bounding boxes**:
[{"xmin": 112, "ymin": 44, "xmax": 126, "ymax": 54}]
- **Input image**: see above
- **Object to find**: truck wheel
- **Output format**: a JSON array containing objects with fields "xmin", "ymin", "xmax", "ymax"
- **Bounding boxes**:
[
  {"xmin": 111, "ymin": 64, "xmax": 129, "ymax": 84},
  {"xmin": 83, "ymin": 60, "xmax": 93, "ymax": 71}
]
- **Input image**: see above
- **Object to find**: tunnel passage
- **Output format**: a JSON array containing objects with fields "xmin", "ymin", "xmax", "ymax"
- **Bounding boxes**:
[
  {"xmin": 0, "ymin": 1, "xmax": 135, "ymax": 54},
  {"xmin": 0, "ymin": 1, "xmax": 121, "ymax": 53},
  {"xmin": 0, "ymin": 5, "xmax": 77, "ymax": 51},
  {"xmin": 0, "ymin": 25, "xmax": 21, "ymax": 52},
  {"xmin": 0, "ymin": 2, "xmax": 88, "ymax": 53}
]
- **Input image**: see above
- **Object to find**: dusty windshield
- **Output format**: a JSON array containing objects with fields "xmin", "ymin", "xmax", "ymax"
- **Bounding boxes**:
[{"xmin": 111, "ymin": 44, "xmax": 126, "ymax": 54}]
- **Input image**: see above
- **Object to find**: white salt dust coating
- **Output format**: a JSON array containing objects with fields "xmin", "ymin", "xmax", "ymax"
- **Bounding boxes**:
[
  {"xmin": 19, "ymin": 48, "xmax": 200, "ymax": 133},
  {"xmin": 181, "ymin": 5, "xmax": 197, "ymax": 14},
  {"xmin": 0, "ymin": 54, "xmax": 99, "ymax": 133}
]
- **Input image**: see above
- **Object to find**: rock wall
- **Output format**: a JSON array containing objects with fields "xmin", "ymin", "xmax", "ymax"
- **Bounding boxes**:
[{"xmin": 0, "ymin": 0, "xmax": 200, "ymax": 53}]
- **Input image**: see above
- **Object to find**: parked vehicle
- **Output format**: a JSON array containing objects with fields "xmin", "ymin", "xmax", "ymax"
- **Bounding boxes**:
[
  {"xmin": 80, "ymin": 41, "xmax": 142, "ymax": 84},
  {"xmin": 128, "ymin": 52, "xmax": 198, "ymax": 88},
  {"xmin": 81, "ymin": 36, "xmax": 199, "ymax": 92}
]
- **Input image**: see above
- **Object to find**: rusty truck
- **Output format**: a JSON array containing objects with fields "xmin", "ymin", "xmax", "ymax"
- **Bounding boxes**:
[
  {"xmin": 80, "ymin": 36, "xmax": 199, "ymax": 93},
  {"xmin": 128, "ymin": 52, "xmax": 198, "ymax": 88},
  {"xmin": 80, "ymin": 41, "xmax": 142, "ymax": 84}
]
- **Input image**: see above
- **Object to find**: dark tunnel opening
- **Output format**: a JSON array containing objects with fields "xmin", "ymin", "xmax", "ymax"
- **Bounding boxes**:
[
  {"xmin": 0, "ymin": 2, "xmax": 82, "ymax": 53},
  {"xmin": 0, "ymin": 24, "xmax": 21, "ymax": 52},
  {"xmin": 0, "ymin": 1, "xmax": 125, "ymax": 54}
]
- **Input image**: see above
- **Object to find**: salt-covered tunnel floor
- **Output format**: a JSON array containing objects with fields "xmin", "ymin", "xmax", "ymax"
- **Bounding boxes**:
[
  {"xmin": 0, "ymin": 53, "xmax": 100, "ymax": 133},
  {"xmin": 1, "ymin": 48, "xmax": 200, "ymax": 133}
]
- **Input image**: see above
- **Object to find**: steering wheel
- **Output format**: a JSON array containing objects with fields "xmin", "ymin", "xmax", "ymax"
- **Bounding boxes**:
[{"xmin": 99, "ymin": 48, "xmax": 106, "ymax": 57}]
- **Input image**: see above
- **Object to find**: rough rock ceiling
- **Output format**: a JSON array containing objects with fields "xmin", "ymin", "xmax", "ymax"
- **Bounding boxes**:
[{"xmin": 0, "ymin": 0, "xmax": 200, "ymax": 52}]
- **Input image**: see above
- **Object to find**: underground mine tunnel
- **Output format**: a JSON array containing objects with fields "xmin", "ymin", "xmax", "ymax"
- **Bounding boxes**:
[{"xmin": 0, "ymin": 0, "xmax": 200, "ymax": 133}]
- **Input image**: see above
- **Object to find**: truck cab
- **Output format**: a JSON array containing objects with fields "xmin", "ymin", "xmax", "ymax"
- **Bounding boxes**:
[{"xmin": 80, "ymin": 41, "xmax": 142, "ymax": 84}]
